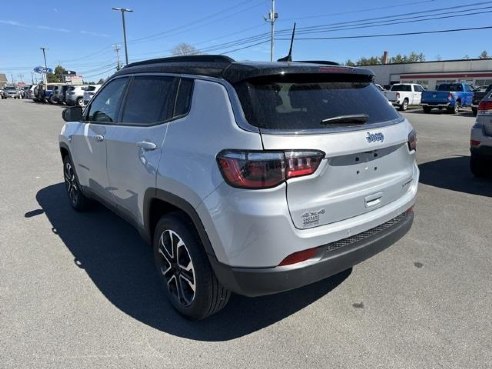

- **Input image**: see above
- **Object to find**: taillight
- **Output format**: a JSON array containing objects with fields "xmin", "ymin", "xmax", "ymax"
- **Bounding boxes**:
[
  {"xmin": 478, "ymin": 100, "xmax": 492, "ymax": 112},
  {"xmin": 470, "ymin": 139, "xmax": 481, "ymax": 147},
  {"xmin": 217, "ymin": 150, "xmax": 325, "ymax": 189},
  {"xmin": 407, "ymin": 129, "xmax": 417, "ymax": 151}
]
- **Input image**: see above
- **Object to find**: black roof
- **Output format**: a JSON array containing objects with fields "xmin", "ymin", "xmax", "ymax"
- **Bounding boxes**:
[{"xmin": 115, "ymin": 55, "xmax": 374, "ymax": 84}]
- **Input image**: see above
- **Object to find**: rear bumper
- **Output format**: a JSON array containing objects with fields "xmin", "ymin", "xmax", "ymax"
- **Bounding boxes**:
[
  {"xmin": 210, "ymin": 209, "xmax": 414, "ymax": 297},
  {"xmin": 471, "ymin": 145, "xmax": 492, "ymax": 159},
  {"xmin": 421, "ymin": 103, "xmax": 451, "ymax": 108}
]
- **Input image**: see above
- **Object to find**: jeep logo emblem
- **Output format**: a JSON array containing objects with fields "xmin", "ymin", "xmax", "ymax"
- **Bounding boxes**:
[{"xmin": 366, "ymin": 132, "xmax": 384, "ymax": 143}]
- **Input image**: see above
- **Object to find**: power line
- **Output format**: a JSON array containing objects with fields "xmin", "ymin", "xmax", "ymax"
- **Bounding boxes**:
[
  {"xmin": 128, "ymin": 0, "xmax": 265, "ymax": 44},
  {"xmin": 279, "ymin": 25, "xmax": 492, "ymax": 41}
]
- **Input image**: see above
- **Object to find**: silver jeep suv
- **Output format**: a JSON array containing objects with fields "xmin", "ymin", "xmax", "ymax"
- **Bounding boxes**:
[
  {"xmin": 59, "ymin": 55, "xmax": 419, "ymax": 319},
  {"xmin": 470, "ymin": 89, "xmax": 492, "ymax": 177}
]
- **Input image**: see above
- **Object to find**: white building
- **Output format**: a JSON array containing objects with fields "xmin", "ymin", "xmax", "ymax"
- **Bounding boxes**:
[{"xmin": 366, "ymin": 58, "xmax": 492, "ymax": 90}]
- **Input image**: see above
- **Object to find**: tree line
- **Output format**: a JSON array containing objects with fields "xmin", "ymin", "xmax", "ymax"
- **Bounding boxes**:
[{"xmin": 345, "ymin": 50, "xmax": 490, "ymax": 66}]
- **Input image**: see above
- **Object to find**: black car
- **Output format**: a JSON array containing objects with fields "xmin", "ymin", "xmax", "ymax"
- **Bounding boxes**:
[{"xmin": 472, "ymin": 85, "xmax": 492, "ymax": 116}]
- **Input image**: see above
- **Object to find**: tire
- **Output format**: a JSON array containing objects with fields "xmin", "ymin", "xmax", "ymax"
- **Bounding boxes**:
[
  {"xmin": 63, "ymin": 155, "xmax": 90, "ymax": 211},
  {"xmin": 76, "ymin": 97, "xmax": 83, "ymax": 107},
  {"xmin": 400, "ymin": 99, "xmax": 409, "ymax": 111},
  {"xmin": 472, "ymin": 107, "xmax": 478, "ymax": 116},
  {"xmin": 49, "ymin": 95, "xmax": 56, "ymax": 104},
  {"xmin": 449, "ymin": 102, "xmax": 460, "ymax": 114},
  {"xmin": 423, "ymin": 106, "xmax": 431, "ymax": 114},
  {"xmin": 470, "ymin": 155, "xmax": 489, "ymax": 178},
  {"xmin": 153, "ymin": 213, "xmax": 230, "ymax": 320}
]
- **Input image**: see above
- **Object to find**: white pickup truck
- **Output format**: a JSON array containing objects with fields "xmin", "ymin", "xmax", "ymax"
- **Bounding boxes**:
[{"xmin": 383, "ymin": 83, "xmax": 425, "ymax": 111}]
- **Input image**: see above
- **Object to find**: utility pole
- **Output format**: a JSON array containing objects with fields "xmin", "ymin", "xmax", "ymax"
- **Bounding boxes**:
[
  {"xmin": 112, "ymin": 7, "xmax": 133, "ymax": 65},
  {"xmin": 114, "ymin": 44, "xmax": 121, "ymax": 70},
  {"xmin": 10, "ymin": 73, "xmax": 14, "ymax": 84},
  {"xmin": 40, "ymin": 47, "xmax": 48, "ymax": 84},
  {"xmin": 264, "ymin": 0, "xmax": 278, "ymax": 62}
]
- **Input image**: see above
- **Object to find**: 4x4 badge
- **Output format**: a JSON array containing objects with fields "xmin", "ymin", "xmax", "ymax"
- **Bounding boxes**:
[{"xmin": 366, "ymin": 132, "xmax": 384, "ymax": 143}]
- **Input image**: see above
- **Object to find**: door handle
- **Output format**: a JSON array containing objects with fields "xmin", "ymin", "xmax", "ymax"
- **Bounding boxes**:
[
  {"xmin": 137, "ymin": 141, "xmax": 157, "ymax": 151},
  {"xmin": 94, "ymin": 134, "xmax": 104, "ymax": 142}
]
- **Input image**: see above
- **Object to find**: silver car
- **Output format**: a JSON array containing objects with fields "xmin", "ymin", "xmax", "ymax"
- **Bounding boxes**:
[
  {"xmin": 470, "ymin": 90, "xmax": 492, "ymax": 177},
  {"xmin": 59, "ymin": 55, "xmax": 419, "ymax": 319},
  {"xmin": 65, "ymin": 85, "xmax": 86, "ymax": 106}
]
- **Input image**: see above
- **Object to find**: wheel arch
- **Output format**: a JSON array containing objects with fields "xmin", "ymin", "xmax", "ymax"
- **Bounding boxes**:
[{"xmin": 143, "ymin": 189, "xmax": 216, "ymax": 258}]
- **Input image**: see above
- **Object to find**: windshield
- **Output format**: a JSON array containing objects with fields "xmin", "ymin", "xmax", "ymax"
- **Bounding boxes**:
[{"xmin": 235, "ymin": 75, "xmax": 400, "ymax": 130}]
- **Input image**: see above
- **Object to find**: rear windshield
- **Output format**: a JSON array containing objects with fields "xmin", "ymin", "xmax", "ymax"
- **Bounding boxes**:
[
  {"xmin": 391, "ymin": 84, "xmax": 411, "ymax": 92},
  {"xmin": 235, "ymin": 75, "xmax": 400, "ymax": 130},
  {"xmin": 86, "ymin": 86, "xmax": 97, "ymax": 91},
  {"xmin": 437, "ymin": 84, "xmax": 463, "ymax": 91}
]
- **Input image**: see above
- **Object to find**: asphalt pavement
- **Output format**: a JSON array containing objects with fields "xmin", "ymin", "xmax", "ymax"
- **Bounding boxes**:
[{"xmin": 0, "ymin": 99, "xmax": 490, "ymax": 368}]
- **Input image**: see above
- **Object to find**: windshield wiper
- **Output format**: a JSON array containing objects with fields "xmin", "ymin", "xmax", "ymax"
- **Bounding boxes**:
[{"xmin": 320, "ymin": 114, "xmax": 368, "ymax": 125}]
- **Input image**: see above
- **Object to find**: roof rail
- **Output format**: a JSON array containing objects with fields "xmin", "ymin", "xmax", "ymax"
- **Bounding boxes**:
[
  {"xmin": 295, "ymin": 60, "xmax": 340, "ymax": 66},
  {"xmin": 125, "ymin": 55, "xmax": 235, "ymax": 68}
]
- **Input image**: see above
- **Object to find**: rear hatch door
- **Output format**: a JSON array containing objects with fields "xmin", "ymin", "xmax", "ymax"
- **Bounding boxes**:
[{"xmin": 235, "ymin": 72, "xmax": 415, "ymax": 229}]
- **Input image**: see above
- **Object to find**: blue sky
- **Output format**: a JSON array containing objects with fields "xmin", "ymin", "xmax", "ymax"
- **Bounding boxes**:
[{"xmin": 1, "ymin": 0, "xmax": 491, "ymax": 83}]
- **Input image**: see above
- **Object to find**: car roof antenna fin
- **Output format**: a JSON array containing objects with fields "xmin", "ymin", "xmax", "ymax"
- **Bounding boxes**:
[{"xmin": 277, "ymin": 22, "xmax": 296, "ymax": 62}]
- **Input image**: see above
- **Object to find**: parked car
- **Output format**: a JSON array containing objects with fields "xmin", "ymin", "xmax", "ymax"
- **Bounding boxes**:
[
  {"xmin": 42, "ymin": 84, "xmax": 56, "ymax": 103},
  {"xmin": 65, "ymin": 85, "xmax": 86, "ymax": 106},
  {"xmin": 383, "ymin": 83, "xmax": 425, "ymax": 111},
  {"xmin": 59, "ymin": 55, "xmax": 419, "ymax": 320},
  {"xmin": 52, "ymin": 84, "xmax": 70, "ymax": 104},
  {"xmin": 83, "ymin": 84, "xmax": 102, "ymax": 105},
  {"xmin": 1, "ymin": 86, "xmax": 21, "ymax": 99},
  {"xmin": 470, "ymin": 89, "xmax": 492, "ymax": 177},
  {"xmin": 471, "ymin": 84, "xmax": 492, "ymax": 116},
  {"xmin": 421, "ymin": 82, "xmax": 474, "ymax": 114}
]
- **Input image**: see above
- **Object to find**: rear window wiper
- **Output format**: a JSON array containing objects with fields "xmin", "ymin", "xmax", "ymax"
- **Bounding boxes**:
[{"xmin": 320, "ymin": 114, "xmax": 368, "ymax": 125}]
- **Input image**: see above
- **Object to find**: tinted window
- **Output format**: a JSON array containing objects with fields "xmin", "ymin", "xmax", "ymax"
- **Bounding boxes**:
[
  {"xmin": 121, "ymin": 76, "xmax": 175, "ymax": 125},
  {"xmin": 235, "ymin": 76, "xmax": 400, "ymax": 130},
  {"xmin": 86, "ymin": 78, "xmax": 127, "ymax": 123},
  {"xmin": 391, "ymin": 84, "xmax": 411, "ymax": 92},
  {"xmin": 174, "ymin": 78, "xmax": 194, "ymax": 117}
]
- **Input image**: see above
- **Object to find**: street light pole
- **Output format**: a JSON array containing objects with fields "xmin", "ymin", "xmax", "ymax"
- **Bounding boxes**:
[
  {"xmin": 112, "ymin": 7, "xmax": 133, "ymax": 65},
  {"xmin": 40, "ymin": 47, "xmax": 48, "ymax": 84},
  {"xmin": 264, "ymin": 0, "xmax": 278, "ymax": 62}
]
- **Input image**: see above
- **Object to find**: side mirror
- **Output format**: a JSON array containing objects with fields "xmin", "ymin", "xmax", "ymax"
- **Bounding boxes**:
[{"xmin": 62, "ymin": 106, "xmax": 83, "ymax": 122}]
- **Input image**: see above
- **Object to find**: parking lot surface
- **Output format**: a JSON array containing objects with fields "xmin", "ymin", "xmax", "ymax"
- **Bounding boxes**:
[{"xmin": 1, "ymin": 99, "xmax": 490, "ymax": 369}]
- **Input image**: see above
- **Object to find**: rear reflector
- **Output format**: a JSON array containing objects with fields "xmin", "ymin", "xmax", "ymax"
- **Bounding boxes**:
[
  {"xmin": 217, "ymin": 150, "xmax": 324, "ymax": 189},
  {"xmin": 279, "ymin": 247, "xmax": 318, "ymax": 266},
  {"xmin": 470, "ymin": 140, "xmax": 481, "ymax": 147}
]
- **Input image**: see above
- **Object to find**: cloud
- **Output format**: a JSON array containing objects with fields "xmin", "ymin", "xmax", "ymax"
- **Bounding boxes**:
[
  {"xmin": 80, "ymin": 30, "xmax": 110, "ymax": 38},
  {"xmin": 37, "ymin": 25, "xmax": 70, "ymax": 33},
  {"xmin": 0, "ymin": 19, "xmax": 27, "ymax": 27},
  {"xmin": 0, "ymin": 19, "xmax": 71, "ymax": 33}
]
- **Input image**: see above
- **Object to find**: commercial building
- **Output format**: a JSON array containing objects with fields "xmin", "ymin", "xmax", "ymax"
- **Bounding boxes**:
[
  {"xmin": 367, "ymin": 58, "xmax": 492, "ymax": 90},
  {"xmin": 0, "ymin": 74, "xmax": 7, "ymax": 89}
]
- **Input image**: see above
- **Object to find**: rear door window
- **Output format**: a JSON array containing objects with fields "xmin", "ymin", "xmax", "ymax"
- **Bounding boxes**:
[
  {"xmin": 235, "ymin": 75, "xmax": 400, "ymax": 130},
  {"xmin": 120, "ymin": 76, "xmax": 176, "ymax": 125}
]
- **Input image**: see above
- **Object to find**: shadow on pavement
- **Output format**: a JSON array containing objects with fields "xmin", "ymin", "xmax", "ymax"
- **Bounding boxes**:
[
  {"xmin": 35, "ymin": 183, "xmax": 350, "ymax": 341},
  {"xmin": 419, "ymin": 155, "xmax": 492, "ymax": 196}
]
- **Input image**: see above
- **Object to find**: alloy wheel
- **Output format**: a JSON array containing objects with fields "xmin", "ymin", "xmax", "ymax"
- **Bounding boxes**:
[
  {"xmin": 64, "ymin": 161, "xmax": 79, "ymax": 206},
  {"xmin": 157, "ymin": 230, "xmax": 196, "ymax": 307}
]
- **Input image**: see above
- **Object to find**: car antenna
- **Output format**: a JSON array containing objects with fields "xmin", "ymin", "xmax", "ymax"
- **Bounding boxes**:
[{"xmin": 277, "ymin": 22, "xmax": 296, "ymax": 62}]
